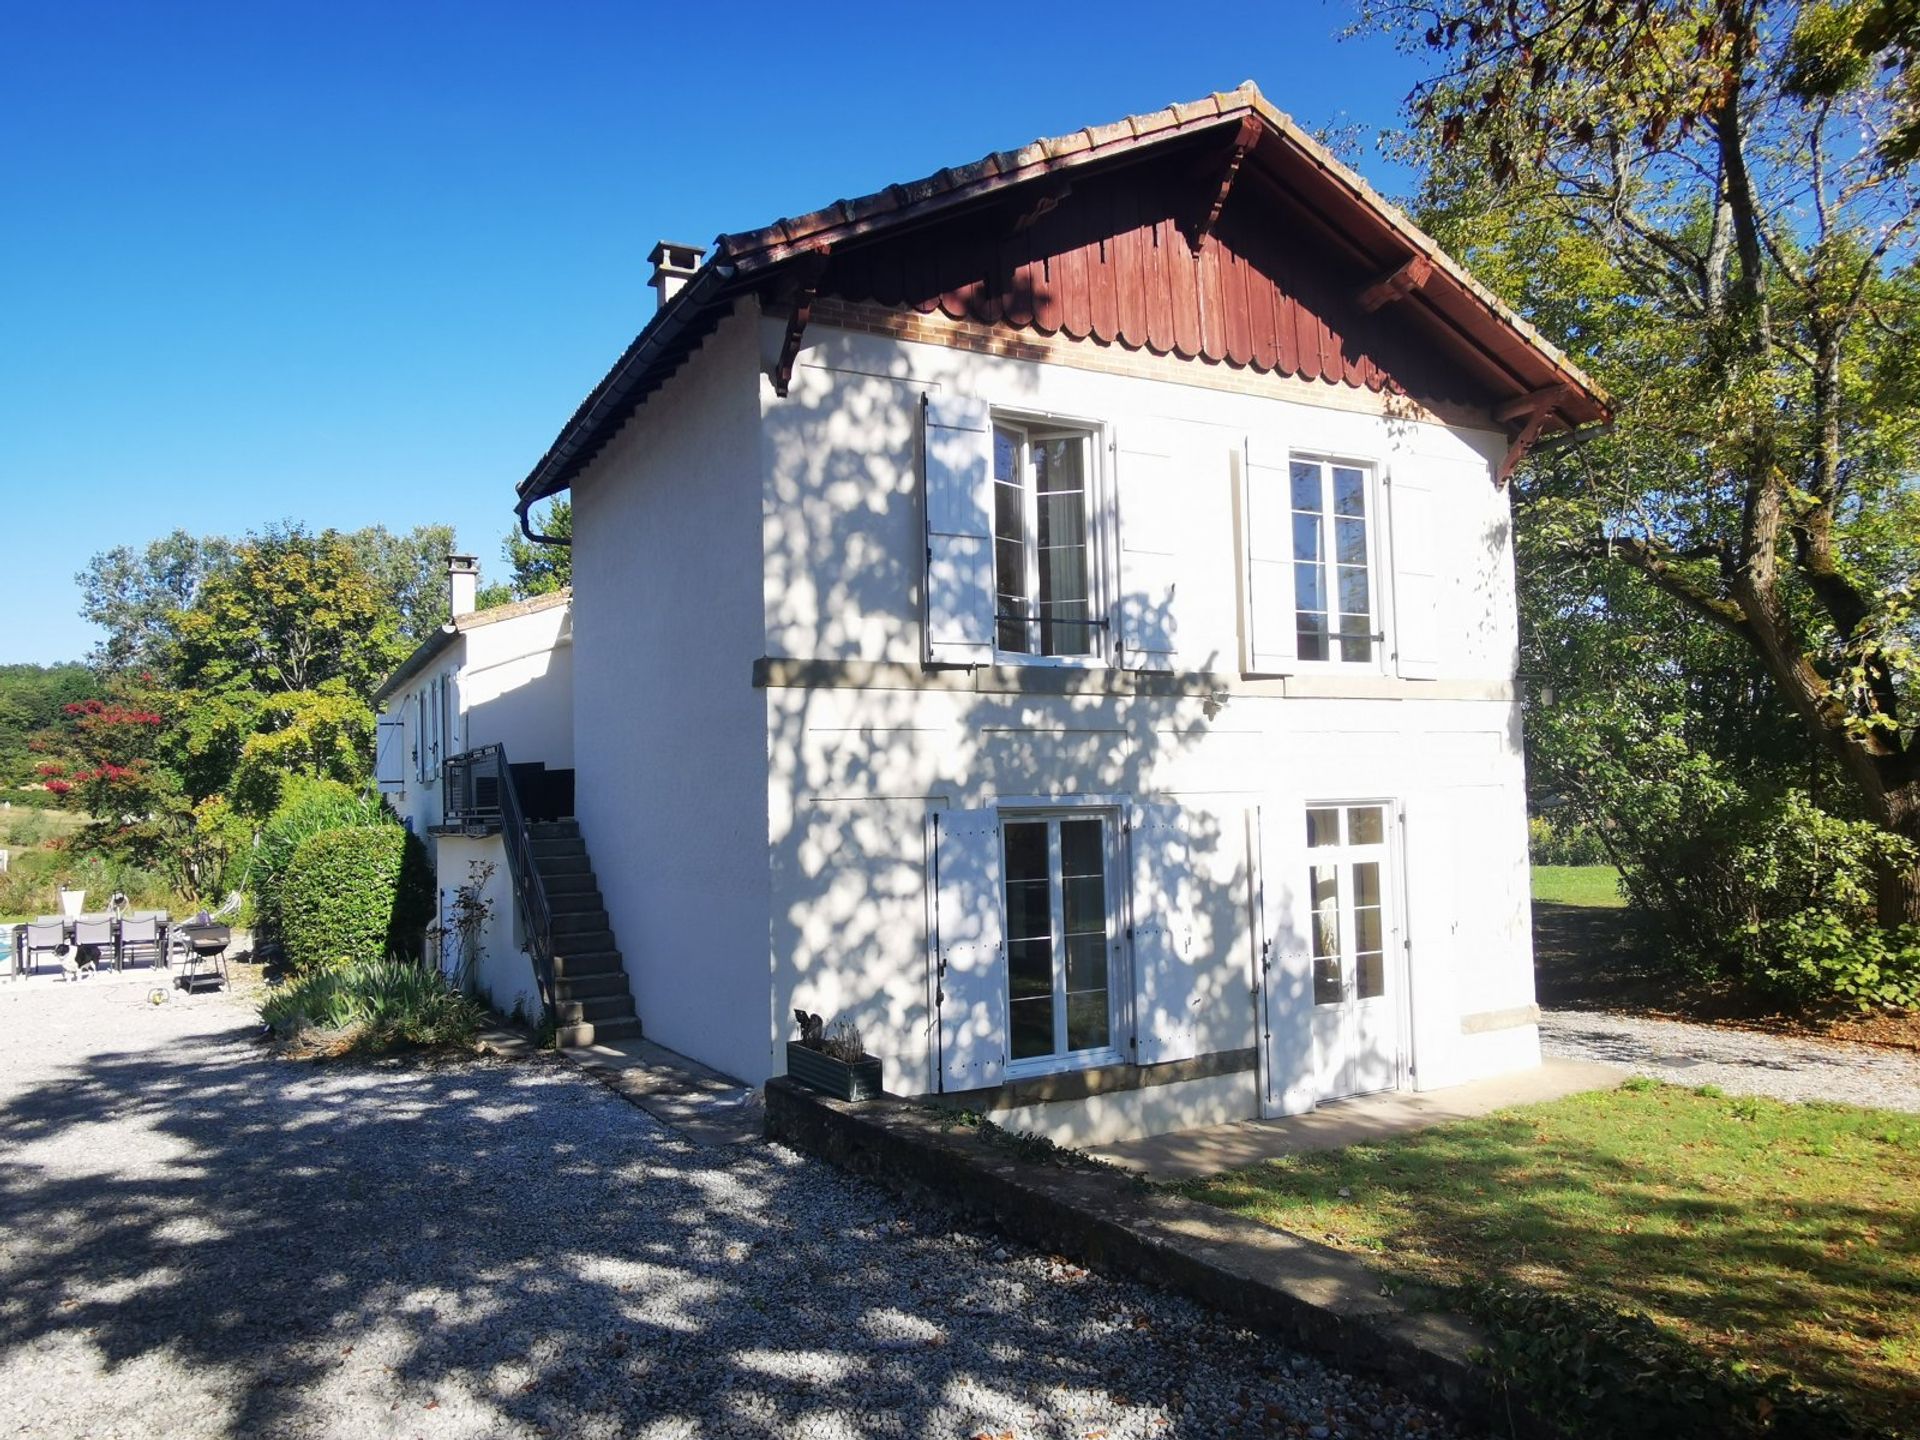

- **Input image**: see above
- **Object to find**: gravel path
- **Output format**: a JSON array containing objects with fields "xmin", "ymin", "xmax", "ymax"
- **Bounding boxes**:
[
  {"xmin": 0, "ymin": 972, "xmax": 1468, "ymax": 1440},
  {"xmin": 1541, "ymin": 1008, "xmax": 1920, "ymax": 1112}
]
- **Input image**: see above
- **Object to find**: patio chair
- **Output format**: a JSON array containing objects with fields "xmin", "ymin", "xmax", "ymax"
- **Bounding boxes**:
[
  {"xmin": 118, "ymin": 915, "xmax": 164, "ymax": 971},
  {"xmin": 21, "ymin": 921, "xmax": 65, "ymax": 978},
  {"xmin": 72, "ymin": 917, "xmax": 117, "ymax": 974}
]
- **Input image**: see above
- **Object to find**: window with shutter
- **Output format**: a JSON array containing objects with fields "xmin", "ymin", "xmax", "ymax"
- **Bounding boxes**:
[
  {"xmin": 374, "ymin": 717, "xmax": 406, "ymax": 794},
  {"xmin": 1243, "ymin": 440, "xmax": 1387, "ymax": 674},
  {"xmin": 1000, "ymin": 811, "xmax": 1124, "ymax": 1068}
]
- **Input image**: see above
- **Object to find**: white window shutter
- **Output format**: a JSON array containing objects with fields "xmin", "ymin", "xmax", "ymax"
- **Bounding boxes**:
[
  {"xmin": 933, "ymin": 805, "xmax": 1006, "ymax": 1091},
  {"xmin": 1115, "ymin": 422, "xmax": 1179, "ymax": 671},
  {"xmin": 375, "ymin": 717, "xmax": 406, "ymax": 794},
  {"xmin": 1128, "ymin": 802, "xmax": 1202, "ymax": 1066},
  {"xmin": 1388, "ymin": 461, "xmax": 1441, "ymax": 680},
  {"xmin": 923, "ymin": 394, "xmax": 996, "ymax": 666},
  {"xmin": 1241, "ymin": 435, "xmax": 1298, "ymax": 675}
]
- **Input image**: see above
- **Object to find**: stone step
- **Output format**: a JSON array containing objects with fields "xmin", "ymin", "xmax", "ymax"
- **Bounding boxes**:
[
  {"xmin": 554, "ymin": 994, "xmax": 639, "ymax": 1025},
  {"xmin": 546, "ymin": 885, "xmax": 604, "ymax": 913},
  {"xmin": 531, "ymin": 837, "xmax": 586, "ymax": 861},
  {"xmin": 550, "ymin": 950, "xmax": 623, "ymax": 978},
  {"xmin": 542, "ymin": 871, "xmax": 598, "ymax": 896},
  {"xmin": 553, "ymin": 972, "xmax": 629, "ymax": 1001},
  {"xmin": 551, "ymin": 908, "xmax": 610, "ymax": 936},
  {"xmin": 535, "ymin": 853, "xmax": 591, "ymax": 878},
  {"xmin": 549, "ymin": 927, "xmax": 614, "ymax": 955},
  {"xmin": 528, "ymin": 820, "xmax": 580, "ymax": 841},
  {"xmin": 555, "ymin": 1015, "xmax": 643, "ymax": 1048}
]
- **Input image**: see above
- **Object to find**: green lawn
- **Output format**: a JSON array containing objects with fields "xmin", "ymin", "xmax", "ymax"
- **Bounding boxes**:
[
  {"xmin": 1183, "ymin": 1083, "xmax": 1920, "ymax": 1433},
  {"xmin": 1531, "ymin": 862, "xmax": 1626, "ymax": 907}
]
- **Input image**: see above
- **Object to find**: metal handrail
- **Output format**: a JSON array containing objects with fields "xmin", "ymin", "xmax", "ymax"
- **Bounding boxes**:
[{"xmin": 444, "ymin": 744, "xmax": 556, "ymax": 1017}]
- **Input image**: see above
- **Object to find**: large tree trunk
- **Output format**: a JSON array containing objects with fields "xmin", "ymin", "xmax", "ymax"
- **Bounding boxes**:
[{"xmin": 1883, "ymin": 784, "xmax": 1920, "ymax": 928}]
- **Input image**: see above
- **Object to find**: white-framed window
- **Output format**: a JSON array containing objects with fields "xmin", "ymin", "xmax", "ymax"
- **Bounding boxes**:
[
  {"xmin": 1289, "ymin": 457, "xmax": 1379, "ymax": 665},
  {"xmin": 1305, "ymin": 802, "xmax": 1391, "ymax": 1004},
  {"xmin": 999, "ymin": 808, "xmax": 1125, "ymax": 1072},
  {"xmin": 991, "ymin": 419, "xmax": 1105, "ymax": 661}
]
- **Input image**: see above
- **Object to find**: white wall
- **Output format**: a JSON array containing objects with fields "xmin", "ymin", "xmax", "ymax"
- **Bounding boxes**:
[
  {"xmin": 758, "ymin": 319, "xmax": 1537, "ymax": 1130},
  {"xmin": 433, "ymin": 833, "xmax": 538, "ymax": 1018},
  {"xmin": 569, "ymin": 308, "xmax": 771, "ymax": 1083},
  {"xmin": 463, "ymin": 603, "xmax": 574, "ymax": 769}
]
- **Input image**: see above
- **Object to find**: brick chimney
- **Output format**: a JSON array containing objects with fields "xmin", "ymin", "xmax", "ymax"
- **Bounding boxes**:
[
  {"xmin": 648, "ymin": 240, "xmax": 703, "ymax": 312},
  {"xmin": 447, "ymin": 554, "xmax": 479, "ymax": 619}
]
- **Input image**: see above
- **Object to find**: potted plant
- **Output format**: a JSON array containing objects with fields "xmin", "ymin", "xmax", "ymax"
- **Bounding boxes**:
[{"xmin": 786, "ymin": 1010, "xmax": 882, "ymax": 1101}]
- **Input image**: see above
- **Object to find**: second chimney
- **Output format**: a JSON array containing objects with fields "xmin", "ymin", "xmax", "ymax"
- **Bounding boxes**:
[
  {"xmin": 648, "ymin": 240, "xmax": 704, "ymax": 311},
  {"xmin": 447, "ymin": 554, "xmax": 479, "ymax": 619}
]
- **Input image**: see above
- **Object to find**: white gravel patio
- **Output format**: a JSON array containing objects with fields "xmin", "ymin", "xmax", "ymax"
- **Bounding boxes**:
[{"xmin": 0, "ymin": 972, "xmax": 1469, "ymax": 1440}]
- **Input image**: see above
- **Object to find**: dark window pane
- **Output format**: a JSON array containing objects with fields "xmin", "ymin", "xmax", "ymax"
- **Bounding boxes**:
[
  {"xmin": 1066, "ymin": 989, "xmax": 1109, "ymax": 1051},
  {"xmin": 1004, "ymin": 879, "xmax": 1051, "ymax": 943},
  {"xmin": 1060, "ymin": 819, "xmax": 1102, "ymax": 876},
  {"xmin": 1306, "ymin": 808, "xmax": 1340, "ymax": 848},
  {"xmin": 1354, "ymin": 861, "xmax": 1381, "ymax": 908},
  {"xmin": 1310, "ymin": 865, "xmax": 1340, "ymax": 956},
  {"xmin": 1063, "ymin": 878, "xmax": 1106, "ymax": 937},
  {"xmin": 1290, "ymin": 461, "xmax": 1321, "ymax": 512},
  {"xmin": 1313, "ymin": 956, "xmax": 1344, "ymax": 1006},
  {"xmin": 994, "ymin": 427, "xmax": 1020, "ymax": 482},
  {"xmin": 1333, "ymin": 467, "xmax": 1366, "ymax": 517},
  {"xmin": 1355, "ymin": 951, "xmax": 1385, "ymax": 999},
  {"xmin": 1335, "ymin": 517, "xmax": 1367, "ymax": 565},
  {"xmin": 1354, "ymin": 905, "xmax": 1382, "ymax": 954},
  {"xmin": 1292, "ymin": 514, "xmax": 1321, "ymax": 564},
  {"xmin": 1294, "ymin": 561, "xmax": 1324, "ymax": 614},
  {"xmin": 1034, "ymin": 435, "xmax": 1084, "ymax": 494},
  {"xmin": 1010, "ymin": 997, "xmax": 1054, "ymax": 1059},
  {"xmin": 1349, "ymin": 808, "xmax": 1384, "ymax": 845},
  {"xmin": 1065, "ymin": 931, "xmax": 1107, "ymax": 993},
  {"xmin": 1004, "ymin": 822, "xmax": 1047, "ymax": 882},
  {"xmin": 1337, "ymin": 634, "xmax": 1372, "ymax": 664},
  {"xmin": 1338, "ymin": 564, "xmax": 1370, "ymax": 614},
  {"xmin": 1297, "ymin": 612, "xmax": 1328, "ymax": 661},
  {"xmin": 1007, "ymin": 936, "xmax": 1053, "ymax": 999},
  {"xmin": 1037, "ymin": 491, "xmax": 1087, "ymax": 551},
  {"xmin": 998, "ymin": 617, "xmax": 1030, "ymax": 653}
]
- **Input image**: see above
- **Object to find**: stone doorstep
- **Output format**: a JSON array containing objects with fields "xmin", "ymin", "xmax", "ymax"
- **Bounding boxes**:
[{"xmin": 764, "ymin": 1078, "xmax": 1563, "ymax": 1440}]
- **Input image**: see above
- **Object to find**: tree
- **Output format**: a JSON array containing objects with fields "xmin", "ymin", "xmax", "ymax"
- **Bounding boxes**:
[
  {"xmin": 78, "ymin": 530, "xmax": 234, "ymax": 672},
  {"xmin": 1359, "ymin": 0, "xmax": 1920, "ymax": 924},
  {"xmin": 477, "ymin": 499, "xmax": 570, "ymax": 608},
  {"xmin": 346, "ymin": 523, "xmax": 458, "ymax": 640}
]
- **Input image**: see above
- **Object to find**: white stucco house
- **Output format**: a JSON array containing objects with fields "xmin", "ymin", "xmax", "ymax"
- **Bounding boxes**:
[
  {"xmin": 372, "ymin": 561, "xmax": 605, "ymax": 1025},
  {"xmin": 498, "ymin": 83, "xmax": 1608, "ymax": 1143}
]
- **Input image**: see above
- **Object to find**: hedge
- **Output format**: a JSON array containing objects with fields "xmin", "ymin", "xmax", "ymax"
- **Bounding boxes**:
[
  {"xmin": 281, "ymin": 824, "xmax": 433, "ymax": 974},
  {"xmin": 247, "ymin": 779, "xmax": 391, "ymax": 947}
]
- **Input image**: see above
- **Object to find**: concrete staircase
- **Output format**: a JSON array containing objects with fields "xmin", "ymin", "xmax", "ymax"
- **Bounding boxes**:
[{"xmin": 529, "ymin": 820, "xmax": 642, "ymax": 1048}]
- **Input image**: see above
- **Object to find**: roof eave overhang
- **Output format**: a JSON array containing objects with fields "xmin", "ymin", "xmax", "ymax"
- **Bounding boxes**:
[{"xmin": 515, "ymin": 85, "xmax": 1610, "ymax": 507}]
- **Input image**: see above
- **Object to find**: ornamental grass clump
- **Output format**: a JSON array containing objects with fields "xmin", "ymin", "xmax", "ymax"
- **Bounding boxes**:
[{"xmin": 260, "ymin": 957, "xmax": 484, "ymax": 1055}]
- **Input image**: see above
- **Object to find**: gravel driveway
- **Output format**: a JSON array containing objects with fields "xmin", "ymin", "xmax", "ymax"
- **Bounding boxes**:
[
  {"xmin": 0, "ymin": 973, "xmax": 1465, "ymax": 1440},
  {"xmin": 1541, "ymin": 1008, "xmax": 1920, "ymax": 1112}
]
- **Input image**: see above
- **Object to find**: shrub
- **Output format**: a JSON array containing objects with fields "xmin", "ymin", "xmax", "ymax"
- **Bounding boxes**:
[
  {"xmin": 260, "ymin": 957, "xmax": 484, "ymax": 1053},
  {"xmin": 247, "ymin": 778, "xmax": 391, "ymax": 946},
  {"xmin": 280, "ymin": 824, "xmax": 432, "ymax": 974},
  {"xmin": 1623, "ymin": 786, "xmax": 1920, "ymax": 1011}
]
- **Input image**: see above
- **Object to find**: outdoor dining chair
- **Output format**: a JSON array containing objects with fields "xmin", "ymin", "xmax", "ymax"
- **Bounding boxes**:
[
  {"xmin": 118, "ymin": 915, "xmax": 164, "ymax": 971},
  {"xmin": 72, "ymin": 917, "xmax": 116, "ymax": 974},
  {"xmin": 21, "ymin": 921, "xmax": 65, "ymax": 978}
]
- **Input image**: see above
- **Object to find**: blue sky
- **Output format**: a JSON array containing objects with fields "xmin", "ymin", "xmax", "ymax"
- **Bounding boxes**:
[{"xmin": 1, "ymin": 1, "xmax": 1429, "ymax": 665}]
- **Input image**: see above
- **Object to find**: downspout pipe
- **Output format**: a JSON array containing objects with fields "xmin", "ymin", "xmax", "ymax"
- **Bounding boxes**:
[{"xmin": 512, "ymin": 259, "xmax": 740, "ymax": 542}]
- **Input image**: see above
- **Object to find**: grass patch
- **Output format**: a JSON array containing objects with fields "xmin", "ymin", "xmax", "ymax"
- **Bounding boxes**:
[
  {"xmin": 260, "ymin": 957, "xmax": 484, "ymax": 1056},
  {"xmin": 1532, "ymin": 863, "xmax": 1627, "ymax": 908},
  {"xmin": 1182, "ymin": 1085, "xmax": 1919, "ymax": 1434}
]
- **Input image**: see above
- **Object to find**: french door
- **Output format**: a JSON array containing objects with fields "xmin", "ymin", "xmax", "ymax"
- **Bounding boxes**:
[{"xmin": 1304, "ymin": 802, "xmax": 1402, "ymax": 1101}]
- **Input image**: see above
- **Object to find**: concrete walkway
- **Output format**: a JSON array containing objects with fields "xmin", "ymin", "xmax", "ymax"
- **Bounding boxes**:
[
  {"xmin": 1086, "ymin": 1058, "xmax": 1623, "ymax": 1179},
  {"xmin": 559, "ymin": 1033, "xmax": 764, "ymax": 1145}
]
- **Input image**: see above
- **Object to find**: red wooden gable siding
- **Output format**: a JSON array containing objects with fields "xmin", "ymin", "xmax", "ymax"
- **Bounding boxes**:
[{"xmin": 821, "ymin": 165, "xmax": 1467, "ymax": 404}]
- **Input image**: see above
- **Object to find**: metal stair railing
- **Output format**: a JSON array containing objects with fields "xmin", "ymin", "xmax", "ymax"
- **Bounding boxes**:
[{"xmin": 443, "ymin": 744, "xmax": 556, "ymax": 1016}]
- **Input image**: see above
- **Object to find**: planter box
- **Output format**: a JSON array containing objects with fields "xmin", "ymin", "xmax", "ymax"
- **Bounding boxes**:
[{"xmin": 786, "ymin": 1040, "xmax": 882, "ymax": 1102}]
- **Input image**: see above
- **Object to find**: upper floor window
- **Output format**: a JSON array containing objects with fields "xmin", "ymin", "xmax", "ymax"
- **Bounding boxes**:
[
  {"xmin": 992, "ymin": 421, "xmax": 1100, "ymax": 660},
  {"xmin": 1290, "ymin": 458, "xmax": 1375, "ymax": 664}
]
